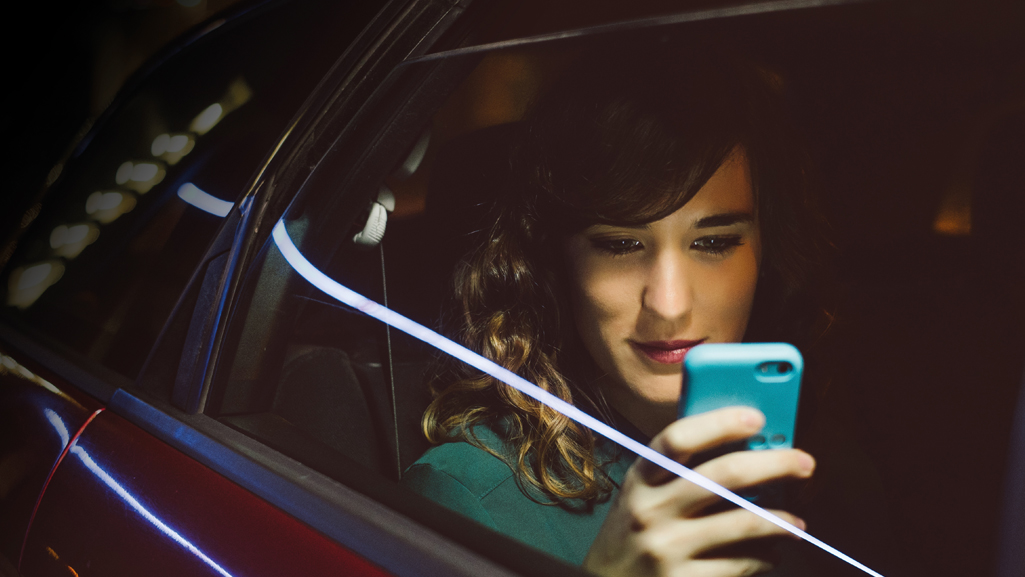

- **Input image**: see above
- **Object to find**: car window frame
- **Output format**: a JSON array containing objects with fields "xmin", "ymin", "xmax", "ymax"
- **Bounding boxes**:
[
  {"xmin": 37, "ymin": 1, "xmax": 988, "ymax": 576},
  {"xmin": 169, "ymin": 1, "xmax": 852, "ymax": 574},
  {"xmin": 105, "ymin": 0, "xmax": 591, "ymax": 576},
  {"xmin": 0, "ymin": 0, "xmax": 386, "ymax": 405}
]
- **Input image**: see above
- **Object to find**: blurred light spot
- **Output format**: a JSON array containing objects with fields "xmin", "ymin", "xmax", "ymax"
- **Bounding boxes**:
[
  {"xmin": 152, "ymin": 133, "xmax": 194, "ymax": 165},
  {"xmin": 112, "ymin": 161, "xmax": 164, "ymax": 194},
  {"xmin": 17, "ymin": 263, "xmax": 54, "ymax": 291},
  {"xmin": 115, "ymin": 162, "xmax": 134, "ymax": 185},
  {"xmin": 50, "ymin": 223, "xmax": 100, "ymax": 259},
  {"xmin": 934, "ymin": 184, "xmax": 972, "ymax": 236},
  {"xmin": 177, "ymin": 183, "xmax": 232, "ymax": 217},
  {"xmin": 0, "ymin": 354, "xmax": 73, "ymax": 400},
  {"xmin": 224, "ymin": 76, "xmax": 252, "ymax": 111},
  {"xmin": 191, "ymin": 103, "xmax": 223, "ymax": 135},
  {"xmin": 86, "ymin": 191, "xmax": 122, "ymax": 213},
  {"xmin": 167, "ymin": 134, "xmax": 190, "ymax": 153},
  {"xmin": 189, "ymin": 77, "xmax": 252, "ymax": 136},
  {"xmin": 18, "ymin": 203, "xmax": 42, "ymax": 229},
  {"xmin": 151, "ymin": 133, "xmax": 171, "ymax": 156},
  {"xmin": 86, "ymin": 191, "xmax": 136, "ymax": 224},
  {"xmin": 6, "ymin": 260, "xmax": 64, "ymax": 308},
  {"xmin": 132, "ymin": 162, "xmax": 158, "ymax": 181},
  {"xmin": 50, "ymin": 225, "xmax": 86, "ymax": 247},
  {"xmin": 46, "ymin": 163, "xmax": 63, "ymax": 186}
]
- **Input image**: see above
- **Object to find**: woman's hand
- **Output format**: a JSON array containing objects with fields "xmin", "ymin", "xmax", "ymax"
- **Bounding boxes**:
[{"xmin": 583, "ymin": 407, "xmax": 815, "ymax": 577}]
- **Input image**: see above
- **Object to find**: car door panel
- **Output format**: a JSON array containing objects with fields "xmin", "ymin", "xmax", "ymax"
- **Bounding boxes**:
[
  {"xmin": 19, "ymin": 408, "xmax": 391, "ymax": 577},
  {"xmin": 0, "ymin": 347, "xmax": 103, "ymax": 571}
]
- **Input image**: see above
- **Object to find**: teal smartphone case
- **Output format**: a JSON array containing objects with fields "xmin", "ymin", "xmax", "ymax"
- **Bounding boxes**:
[{"xmin": 680, "ymin": 343, "xmax": 803, "ymax": 450}]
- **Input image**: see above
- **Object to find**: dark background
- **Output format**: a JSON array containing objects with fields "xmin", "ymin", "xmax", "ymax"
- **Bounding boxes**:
[{"xmin": 1, "ymin": 0, "xmax": 244, "ymax": 244}]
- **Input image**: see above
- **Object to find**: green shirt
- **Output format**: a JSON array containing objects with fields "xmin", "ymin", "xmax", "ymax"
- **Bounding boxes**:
[
  {"xmin": 403, "ymin": 418, "xmax": 897, "ymax": 576},
  {"xmin": 402, "ymin": 423, "xmax": 635, "ymax": 564}
]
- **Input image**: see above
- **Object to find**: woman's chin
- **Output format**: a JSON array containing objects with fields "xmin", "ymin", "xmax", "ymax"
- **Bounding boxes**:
[{"xmin": 625, "ymin": 376, "xmax": 685, "ymax": 407}]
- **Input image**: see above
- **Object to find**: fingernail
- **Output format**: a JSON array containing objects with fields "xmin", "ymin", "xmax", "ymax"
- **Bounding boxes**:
[
  {"xmin": 797, "ymin": 452, "xmax": 816, "ymax": 473},
  {"xmin": 740, "ymin": 408, "xmax": 764, "ymax": 428},
  {"xmin": 793, "ymin": 517, "xmax": 807, "ymax": 531}
]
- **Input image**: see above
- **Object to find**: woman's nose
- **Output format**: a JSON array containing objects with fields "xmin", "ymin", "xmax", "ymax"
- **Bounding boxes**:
[{"xmin": 641, "ymin": 251, "xmax": 692, "ymax": 320}]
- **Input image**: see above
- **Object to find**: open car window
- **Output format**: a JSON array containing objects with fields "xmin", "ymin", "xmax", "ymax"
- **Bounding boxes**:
[{"xmin": 205, "ymin": 2, "xmax": 1025, "ymax": 576}]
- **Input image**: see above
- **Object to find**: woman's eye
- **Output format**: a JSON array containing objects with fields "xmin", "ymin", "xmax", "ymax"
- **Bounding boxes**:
[
  {"xmin": 691, "ymin": 235, "xmax": 743, "ymax": 256},
  {"xmin": 592, "ymin": 238, "xmax": 643, "ymax": 256}
]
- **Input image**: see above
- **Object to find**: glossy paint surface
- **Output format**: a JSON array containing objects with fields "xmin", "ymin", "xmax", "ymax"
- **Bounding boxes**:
[
  {"xmin": 0, "ymin": 347, "xmax": 101, "ymax": 569},
  {"xmin": 21, "ymin": 409, "xmax": 392, "ymax": 577}
]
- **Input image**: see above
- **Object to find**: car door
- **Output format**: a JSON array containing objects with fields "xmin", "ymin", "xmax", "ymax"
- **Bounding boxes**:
[{"xmin": 0, "ymin": 0, "xmax": 424, "ymax": 575}]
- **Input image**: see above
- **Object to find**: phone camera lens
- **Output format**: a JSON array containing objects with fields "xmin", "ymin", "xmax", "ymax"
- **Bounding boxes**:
[{"xmin": 778, "ymin": 362, "xmax": 792, "ymax": 374}]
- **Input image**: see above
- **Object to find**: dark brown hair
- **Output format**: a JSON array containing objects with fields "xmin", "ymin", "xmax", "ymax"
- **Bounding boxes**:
[{"xmin": 423, "ymin": 39, "xmax": 830, "ymax": 502}]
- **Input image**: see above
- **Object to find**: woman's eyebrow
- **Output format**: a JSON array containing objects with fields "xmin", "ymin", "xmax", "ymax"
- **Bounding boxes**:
[{"xmin": 693, "ymin": 212, "xmax": 754, "ymax": 229}]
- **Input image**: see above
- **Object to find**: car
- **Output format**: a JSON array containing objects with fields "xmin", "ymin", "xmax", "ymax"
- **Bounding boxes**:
[{"xmin": 3, "ymin": 0, "xmax": 1025, "ymax": 576}]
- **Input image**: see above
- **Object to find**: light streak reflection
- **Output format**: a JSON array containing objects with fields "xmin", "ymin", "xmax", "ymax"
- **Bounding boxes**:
[
  {"xmin": 43, "ymin": 408, "xmax": 70, "ymax": 449},
  {"xmin": 70, "ymin": 444, "xmax": 234, "ymax": 577},
  {"xmin": 270, "ymin": 217, "xmax": 884, "ymax": 577},
  {"xmin": 177, "ymin": 183, "xmax": 233, "ymax": 217}
]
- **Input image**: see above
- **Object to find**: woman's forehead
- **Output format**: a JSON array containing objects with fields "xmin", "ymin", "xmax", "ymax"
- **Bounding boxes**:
[
  {"xmin": 591, "ymin": 149, "xmax": 755, "ymax": 232},
  {"xmin": 682, "ymin": 149, "xmax": 755, "ymax": 218}
]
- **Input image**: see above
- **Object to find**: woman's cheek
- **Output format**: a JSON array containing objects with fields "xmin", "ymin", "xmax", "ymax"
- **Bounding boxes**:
[
  {"xmin": 710, "ymin": 250, "xmax": 760, "ymax": 341},
  {"xmin": 571, "ymin": 265, "xmax": 639, "ymax": 369}
]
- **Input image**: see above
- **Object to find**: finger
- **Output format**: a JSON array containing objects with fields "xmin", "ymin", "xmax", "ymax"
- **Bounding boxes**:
[
  {"xmin": 633, "ymin": 407, "xmax": 765, "ymax": 485},
  {"xmin": 630, "ymin": 510, "xmax": 801, "ymax": 575},
  {"xmin": 662, "ymin": 449, "xmax": 814, "ymax": 516},
  {"xmin": 697, "ymin": 449, "xmax": 815, "ymax": 487},
  {"xmin": 673, "ymin": 508, "xmax": 805, "ymax": 558},
  {"xmin": 669, "ymin": 557, "xmax": 775, "ymax": 577}
]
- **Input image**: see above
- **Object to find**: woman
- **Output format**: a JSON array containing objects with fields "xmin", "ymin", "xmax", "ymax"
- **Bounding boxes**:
[{"xmin": 404, "ymin": 41, "xmax": 836, "ymax": 576}]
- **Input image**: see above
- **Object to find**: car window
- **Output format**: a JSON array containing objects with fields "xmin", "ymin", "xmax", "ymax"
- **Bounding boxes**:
[
  {"xmin": 0, "ymin": 0, "xmax": 375, "ymax": 380},
  {"xmin": 426, "ymin": 0, "xmax": 796, "ymax": 55},
  {"xmin": 209, "ymin": 2, "xmax": 1025, "ymax": 577}
]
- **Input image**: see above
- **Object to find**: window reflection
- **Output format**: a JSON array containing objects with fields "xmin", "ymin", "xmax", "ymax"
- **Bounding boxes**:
[
  {"xmin": 151, "ymin": 133, "xmax": 195, "ymax": 165},
  {"xmin": 49, "ymin": 223, "xmax": 100, "ymax": 259},
  {"xmin": 177, "ymin": 183, "xmax": 232, "ymax": 217},
  {"xmin": 69, "ymin": 442, "xmax": 236, "ymax": 577},
  {"xmin": 0, "ymin": 1, "xmax": 370, "ymax": 380},
  {"xmin": 114, "ymin": 161, "xmax": 165, "ymax": 193},
  {"xmin": 190, "ymin": 77, "xmax": 251, "ymax": 135},
  {"xmin": 85, "ymin": 190, "xmax": 136, "ymax": 224},
  {"xmin": 6, "ymin": 261, "xmax": 64, "ymax": 308}
]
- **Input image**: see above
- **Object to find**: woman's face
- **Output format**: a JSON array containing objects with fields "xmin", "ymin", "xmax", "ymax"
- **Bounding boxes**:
[{"xmin": 563, "ymin": 149, "xmax": 761, "ymax": 435}]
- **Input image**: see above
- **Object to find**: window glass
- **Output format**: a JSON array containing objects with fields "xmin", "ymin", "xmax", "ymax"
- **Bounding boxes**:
[
  {"xmin": 427, "ymin": 0, "xmax": 778, "ymax": 54},
  {"xmin": 0, "ymin": 0, "xmax": 376, "ymax": 379},
  {"xmin": 211, "ymin": 3, "xmax": 1025, "ymax": 577}
]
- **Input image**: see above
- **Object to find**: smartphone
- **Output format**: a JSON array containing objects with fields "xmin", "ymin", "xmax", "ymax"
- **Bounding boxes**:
[{"xmin": 679, "ymin": 343, "xmax": 803, "ymax": 505}]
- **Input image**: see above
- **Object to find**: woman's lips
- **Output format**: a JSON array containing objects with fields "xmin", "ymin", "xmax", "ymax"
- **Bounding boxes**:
[{"xmin": 630, "ymin": 339, "xmax": 705, "ymax": 365}]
